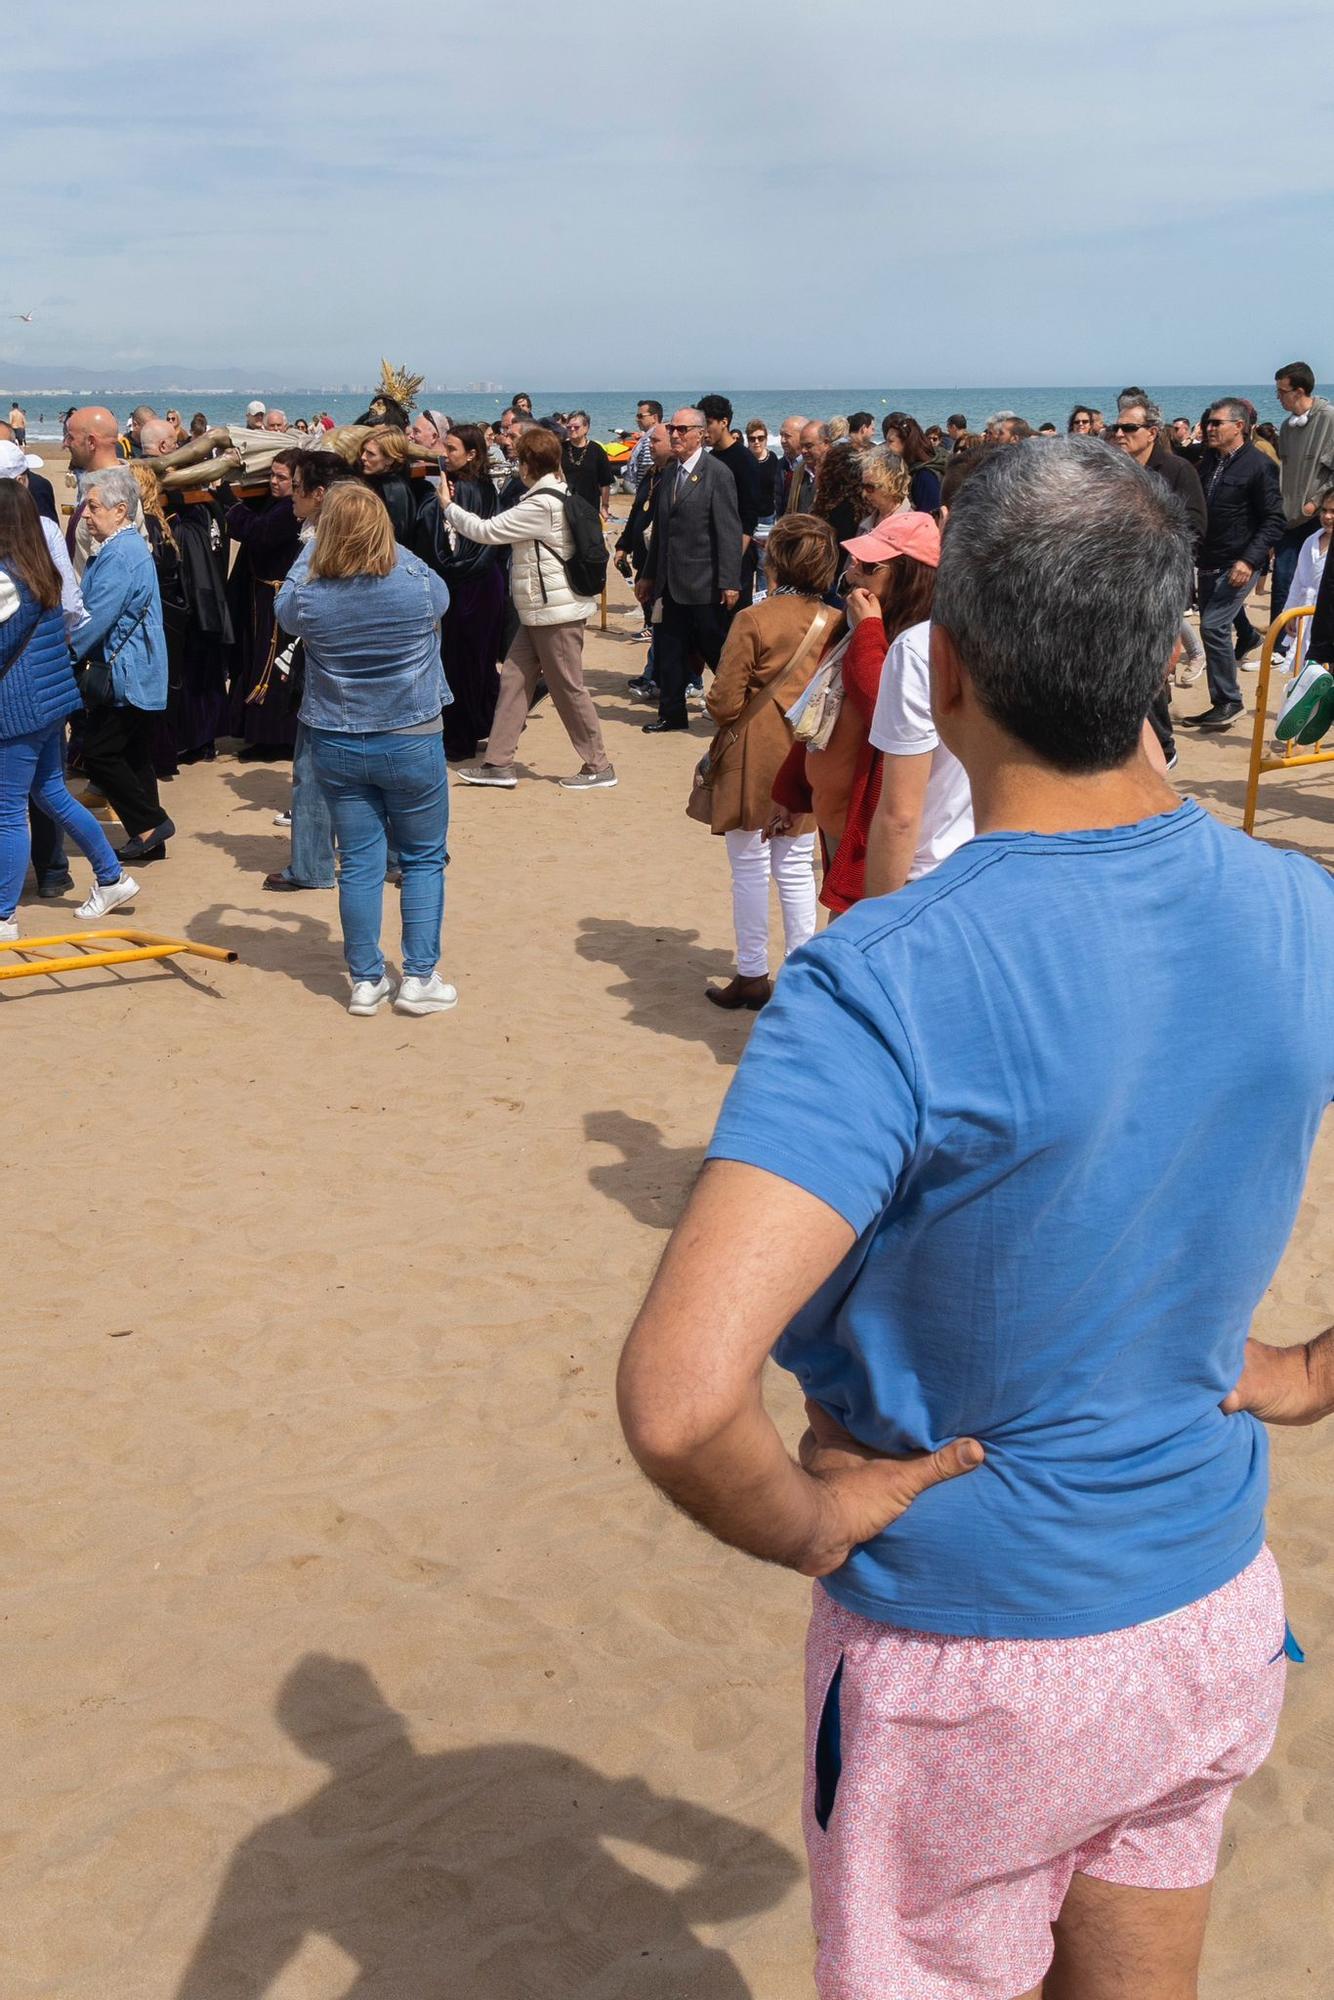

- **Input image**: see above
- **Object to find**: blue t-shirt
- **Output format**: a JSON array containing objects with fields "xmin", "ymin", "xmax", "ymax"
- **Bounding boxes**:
[{"xmin": 707, "ymin": 802, "xmax": 1334, "ymax": 1639}]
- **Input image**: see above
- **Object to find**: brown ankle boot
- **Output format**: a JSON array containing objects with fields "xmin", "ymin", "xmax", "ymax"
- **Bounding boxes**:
[{"xmin": 705, "ymin": 974, "xmax": 773, "ymax": 1011}]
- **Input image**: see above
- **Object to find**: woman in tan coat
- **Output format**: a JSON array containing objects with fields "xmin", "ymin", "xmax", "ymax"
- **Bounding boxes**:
[{"xmin": 700, "ymin": 514, "xmax": 843, "ymax": 1010}]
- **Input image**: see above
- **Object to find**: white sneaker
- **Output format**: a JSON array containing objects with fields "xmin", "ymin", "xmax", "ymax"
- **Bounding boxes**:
[
  {"xmin": 75, "ymin": 875, "xmax": 139, "ymax": 921},
  {"xmin": 1174, "ymin": 659, "xmax": 1205, "ymax": 687},
  {"xmin": 273, "ymin": 809, "xmax": 292, "ymax": 826},
  {"xmin": 348, "ymin": 973, "xmax": 395, "ymax": 1016},
  {"xmin": 0, "ymin": 917, "xmax": 18, "ymax": 942},
  {"xmin": 394, "ymin": 973, "xmax": 458, "ymax": 1016}
]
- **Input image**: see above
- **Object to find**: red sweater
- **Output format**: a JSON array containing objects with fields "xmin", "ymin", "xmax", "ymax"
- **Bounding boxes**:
[{"xmin": 772, "ymin": 616, "xmax": 889, "ymax": 913}]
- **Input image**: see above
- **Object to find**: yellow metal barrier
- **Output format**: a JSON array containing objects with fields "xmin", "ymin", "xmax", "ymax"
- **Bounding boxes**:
[
  {"xmin": 0, "ymin": 929, "xmax": 237, "ymax": 984},
  {"xmin": 1241, "ymin": 605, "xmax": 1329, "ymax": 835}
]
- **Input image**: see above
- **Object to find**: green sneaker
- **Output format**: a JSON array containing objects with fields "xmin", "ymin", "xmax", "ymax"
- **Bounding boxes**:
[{"xmin": 1275, "ymin": 663, "xmax": 1334, "ymax": 746}]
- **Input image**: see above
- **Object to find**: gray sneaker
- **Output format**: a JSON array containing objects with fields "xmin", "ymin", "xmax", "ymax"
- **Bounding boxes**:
[
  {"xmin": 456, "ymin": 762, "xmax": 517, "ymax": 788},
  {"xmin": 559, "ymin": 765, "xmax": 618, "ymax": 789}
]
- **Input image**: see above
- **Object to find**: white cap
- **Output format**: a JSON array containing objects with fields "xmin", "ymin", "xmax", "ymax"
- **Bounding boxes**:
[
  {"xmin": 246, "ymin": 400, "xmax": 266, "ymax": 417},
  {"xmin": 0, "ymin": 441, "xmax": 43, "ymax": 479}
]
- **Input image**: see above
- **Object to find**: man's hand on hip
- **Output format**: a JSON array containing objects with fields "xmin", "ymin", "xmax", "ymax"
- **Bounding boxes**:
[
  {"xmin": 796, "ymin": 1401, "xmax": 983, "ymax": 1578},
  {"xmin": 1223, "ymin": 1331, "xmax": 1334, "ymax": 1425},
  {"xmin": 721, "ymin": 589, "xmax": 740, "ymax": 610}
]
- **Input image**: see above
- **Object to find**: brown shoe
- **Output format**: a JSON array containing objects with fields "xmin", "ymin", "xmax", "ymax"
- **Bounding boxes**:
[
  {"xmin": 264, "ymin": 871, "xmax": 320, "ymax": 891},
  {"xmin": 705, "ymin": 975, "xmax": 773, "ymax": 1011}
]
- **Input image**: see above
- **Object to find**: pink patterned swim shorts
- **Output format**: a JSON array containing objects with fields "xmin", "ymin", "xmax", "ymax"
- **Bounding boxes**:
[{"xmin": 803, "ymin": 1547, "xmax": 1286, "ymax": 2000}]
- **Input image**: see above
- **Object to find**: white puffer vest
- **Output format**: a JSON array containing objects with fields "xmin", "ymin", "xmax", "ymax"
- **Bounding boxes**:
[{"xmin": 446, "ymin": 474, "xmax": 597, "ymax": 629}]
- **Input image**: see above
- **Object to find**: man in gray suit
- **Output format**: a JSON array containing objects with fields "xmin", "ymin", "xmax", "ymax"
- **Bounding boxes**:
[{"xmin": 636, "ymin": 407, "xmax": 744, "ymax": 732}]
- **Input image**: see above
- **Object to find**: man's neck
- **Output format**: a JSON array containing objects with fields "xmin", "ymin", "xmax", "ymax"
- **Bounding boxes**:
[
  {"xmin": 967, "ymin": 746, "xmax": 1180, "ymax": 839},
  {"xmin": 1290, "ymin": 394, "xmax": 1314, "ymax": 418}
]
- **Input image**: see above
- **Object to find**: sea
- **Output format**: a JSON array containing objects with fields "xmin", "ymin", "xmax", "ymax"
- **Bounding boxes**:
[{"xmin": 14, "ymin": 384, "xmax": 1291, "ymax": 444}]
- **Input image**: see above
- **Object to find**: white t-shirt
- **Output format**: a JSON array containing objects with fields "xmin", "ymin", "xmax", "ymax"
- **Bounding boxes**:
[{"xmin": 867, "ymin": 618, "xmax": 973, "ymax": 880}]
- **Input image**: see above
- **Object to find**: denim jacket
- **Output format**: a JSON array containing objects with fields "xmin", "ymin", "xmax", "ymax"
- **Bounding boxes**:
[
  {"xmin": 72, "ymin": 527, "xmax": 168, "ymax": 710},
  {"xmin": 276, "ymin": 545, "xmax": 452, "ymax": 732}
]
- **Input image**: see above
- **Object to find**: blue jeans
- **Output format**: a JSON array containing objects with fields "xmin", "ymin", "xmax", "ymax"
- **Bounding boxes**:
[
  {"xmin": 0, "ymin": 722, "xmax": 122, "ymax": 918},
  {"xmin": 1198, "ymin": 568, "xmax": 1252, "ymax": 709},
  {"xmin": 310, "ymin": 728, "xmax": 448, "ymax": 982},
  {"xmin": 284, "ymin": 722, "xmax": 336, "ymax": 888}
]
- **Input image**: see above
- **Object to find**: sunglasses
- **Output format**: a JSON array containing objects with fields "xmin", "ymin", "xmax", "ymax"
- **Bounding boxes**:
[
  {"xmin": 1108, "ymin": 421, "xmax": 1151, "ymax": 436},
  {"xmin": 665, "ymin": 423, "xmax": 701, "ymax": 436}
]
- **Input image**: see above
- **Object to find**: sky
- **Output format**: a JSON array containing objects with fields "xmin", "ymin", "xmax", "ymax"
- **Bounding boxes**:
[{"xmin": 6, "ymin": 0, "xmax": 1333, "ymax": 387}]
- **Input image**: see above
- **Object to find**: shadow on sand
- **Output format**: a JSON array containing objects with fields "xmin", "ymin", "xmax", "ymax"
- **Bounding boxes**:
[
  {"xmin": 174, "ymin": 1653, "xmax": 800, "ymax": 1999},
  {"xmin": 575, "ymin": 917, "xmax": 750, "ymax": 1065},
  {"xmin": 584, "ymin": 1110, "xmax": 706, "ymax": 1230}
]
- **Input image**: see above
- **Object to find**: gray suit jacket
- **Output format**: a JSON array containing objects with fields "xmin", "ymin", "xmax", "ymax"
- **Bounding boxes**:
[{"xmin": 643, "ymin": 452, "xmax": 743, "ymax": 605}]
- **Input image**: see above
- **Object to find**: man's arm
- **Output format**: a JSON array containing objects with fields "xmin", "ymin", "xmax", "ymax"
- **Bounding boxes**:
[
  {"xmin": 1223, "ymin": 1327, "xmax": 1334, "ymax": 1425},
  {"xmin": 617, "ymin": 1159, "xmax": 981, "ymax": 1576},
  {"xmin": 1241, "ymin": 456, "xmax": 1286, "ymax": 572},
  {"xmin": 864, "ymin": 751, "xmax": 932, "ymax": 898},
  {"xmin": 710, "ymin": 463, "xmax": 744, "ymax": 600}
]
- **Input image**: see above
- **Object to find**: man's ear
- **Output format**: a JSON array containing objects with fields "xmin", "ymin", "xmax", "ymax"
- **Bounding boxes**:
[{"xmin": 929, "ymin": 623, "xmax": 965, "ymax": 726}]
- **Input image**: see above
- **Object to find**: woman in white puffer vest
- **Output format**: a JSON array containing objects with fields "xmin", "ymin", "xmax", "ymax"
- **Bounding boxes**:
[{"xmin": 445, "ymin": 425, "xmax": 615, "ymax": 791}]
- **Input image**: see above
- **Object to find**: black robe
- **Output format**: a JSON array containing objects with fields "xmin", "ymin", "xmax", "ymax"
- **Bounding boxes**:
[{"xmin": 225, "ymin": 496, "xmax": 302, "ymax": 749}]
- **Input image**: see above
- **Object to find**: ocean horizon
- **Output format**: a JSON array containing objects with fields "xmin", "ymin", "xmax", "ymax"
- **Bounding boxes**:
[{"xmin": 10, "ymin": 383, "xmax": 1291, "ymax": 443}]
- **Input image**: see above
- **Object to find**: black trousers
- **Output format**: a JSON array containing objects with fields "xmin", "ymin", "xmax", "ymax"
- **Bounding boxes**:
[
  {"xmin": 1146, "ymin": 684, "xmax": 1175, "ymax": 759},
  {"xmin": 654, "ymin": 593, "xmax": 729, "ymax": 725},
  {"xmin": 30, "ymin": 803, "xmax": 67, "ymax": 884},
  {"xmin": 80, "ymin": 703, "xmax": 164, "ymax": 840}
]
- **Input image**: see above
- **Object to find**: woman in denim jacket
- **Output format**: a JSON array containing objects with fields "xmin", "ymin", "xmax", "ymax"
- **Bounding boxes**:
[
  {"xmin": 0, "ymin": 482, "xmax": 140, "ymax": 933},
  {"xmin": 71, "ymin": 466, "xmax": 172, "ymax": 863},
  {"xmin": 275, "ymin": 482, "xmax": 455, "ymax": 1018}
]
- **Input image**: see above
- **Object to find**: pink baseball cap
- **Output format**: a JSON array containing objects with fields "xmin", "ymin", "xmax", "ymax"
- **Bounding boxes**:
[{"xmin": 842, "ymin": 509, "xmax": 941, "ymax": 569}]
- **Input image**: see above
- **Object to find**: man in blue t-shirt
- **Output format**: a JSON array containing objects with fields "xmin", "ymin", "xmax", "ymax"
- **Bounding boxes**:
[{"xmin": 618, "ymin": 438, "xmax": 1334, "ymax": 2000}]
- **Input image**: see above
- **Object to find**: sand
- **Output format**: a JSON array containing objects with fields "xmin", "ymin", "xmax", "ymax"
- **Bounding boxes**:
[{"xmin": 6, "ymin": 456, "xmax": 1334, "ymax": 1997}]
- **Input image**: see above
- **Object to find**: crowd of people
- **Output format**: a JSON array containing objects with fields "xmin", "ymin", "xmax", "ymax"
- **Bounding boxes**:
[
  {"xmin": 9, "ymin": 357, "xmax": 1334, "ymax": 1997},
  {"xmin": 2, "ymin": 362, "xmax": 1333, "ymax": 1015}
]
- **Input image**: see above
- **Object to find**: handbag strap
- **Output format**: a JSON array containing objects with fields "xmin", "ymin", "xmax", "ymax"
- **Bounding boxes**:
[{"xmin": 722, "ymin": 603, "xmax": 837, "ymax": 741}]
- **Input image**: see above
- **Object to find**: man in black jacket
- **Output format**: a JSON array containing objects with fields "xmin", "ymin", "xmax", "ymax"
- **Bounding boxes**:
[
  {"xmin": 1110, "ymin": 398, "xmax": 1208, "ymax": 766},
  {"xmin": 615, "ymin": 421, "xmax": 672, "ymax": 695},
  {"xmin": 699, "ymin": 393, "xmax": 766, "ymax": 607},
  {"xmin": 635, "ymin": 408, "xmax": 743, "ymax": 733},
  {"xmin": 1188, "ymin": 400, "xmax": 1284, "ymax": 730}
]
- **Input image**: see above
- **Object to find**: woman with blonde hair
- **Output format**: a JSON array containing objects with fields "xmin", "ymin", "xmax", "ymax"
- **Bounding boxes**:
[
  {"xmin": 275, "ymin": 482, "xmax": 456, "ymax": 1017},
  {"xmin": 359, "ymin": 426, "xmax": 419, "ymax": 542},
  {"xmin": 858, "ymin": 447, "xmax": 911, "ymax": 527},
  {"xmin": 697, "ymin": 514, "xmax": 843, "ymax": 1010}
]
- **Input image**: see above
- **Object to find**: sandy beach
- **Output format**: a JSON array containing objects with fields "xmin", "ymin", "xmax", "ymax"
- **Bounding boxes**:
[{"xmin": 7, "ymin": 451, "xmax": 1334, "ymax": 1998}]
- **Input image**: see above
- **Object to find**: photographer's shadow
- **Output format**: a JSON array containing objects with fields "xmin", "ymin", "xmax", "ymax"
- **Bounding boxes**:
[{"xmin": 175, "ymin": 1653, "xmax": 800, "ymax": 1999}]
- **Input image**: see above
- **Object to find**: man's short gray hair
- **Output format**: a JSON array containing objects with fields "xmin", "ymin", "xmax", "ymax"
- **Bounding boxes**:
[
  {"xmin": 932, "ymin": 438, "xmax": 1192, "ymax": 772},
  {"xmin": 1210, "ymin": 397, "xmax": 1250, "ymax": 430},
  {"xmin": 1122, "ymin": 396, "xmax": 1164, "ymax": 429},
  {"xmin": 83, "ymin": 466, "xmax": 142, "ymax": 520}
]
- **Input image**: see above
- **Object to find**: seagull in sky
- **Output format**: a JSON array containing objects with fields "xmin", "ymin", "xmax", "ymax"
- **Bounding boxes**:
[{"xmin": 12, "ymin": 311, "xmax": 33, "ymax": 323}]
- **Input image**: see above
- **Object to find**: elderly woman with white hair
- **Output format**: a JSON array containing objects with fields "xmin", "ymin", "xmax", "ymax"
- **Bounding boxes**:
[{"xmin": 70, "ymin": 465, "xmax": 173, "ymax": 863}]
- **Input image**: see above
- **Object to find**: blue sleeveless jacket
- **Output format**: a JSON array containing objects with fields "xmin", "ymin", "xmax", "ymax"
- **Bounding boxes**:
[{"xmin": 0, "ymin": 569, "xmax": 80, "ymax": 741}]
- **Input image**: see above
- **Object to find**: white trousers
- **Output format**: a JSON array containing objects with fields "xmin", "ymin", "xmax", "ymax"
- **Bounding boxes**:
[{"xmin": 724, "ymin": 828, "xmax": 817, "ymax": 976}]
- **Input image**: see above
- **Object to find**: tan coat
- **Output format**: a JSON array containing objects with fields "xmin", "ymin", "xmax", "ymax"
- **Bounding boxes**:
[{"xmin": 703, "ymin": 594, "xmax": 842, "ymax": 834}]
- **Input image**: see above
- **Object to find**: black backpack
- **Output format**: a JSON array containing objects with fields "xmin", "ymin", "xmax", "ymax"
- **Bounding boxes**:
[{"xmin": 535, "ymin": 491, "xmax": 609, "ymax": 601}]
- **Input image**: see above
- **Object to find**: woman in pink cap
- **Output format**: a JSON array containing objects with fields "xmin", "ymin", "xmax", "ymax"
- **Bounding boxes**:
[{"xmin": 770, "ymin": 511, "xmax": 939, "ymax": 913}]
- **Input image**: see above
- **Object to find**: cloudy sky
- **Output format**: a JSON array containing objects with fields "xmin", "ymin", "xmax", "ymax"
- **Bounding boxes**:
[{"xmin": 7, "ymin": 0, "xmax": 1330, "ymax": 386}]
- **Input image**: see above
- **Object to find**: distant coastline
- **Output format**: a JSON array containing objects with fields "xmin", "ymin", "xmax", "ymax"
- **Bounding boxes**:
[{"xmin": 3, "ymin": 382, "xmax": 1291, "ymax": 443}]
